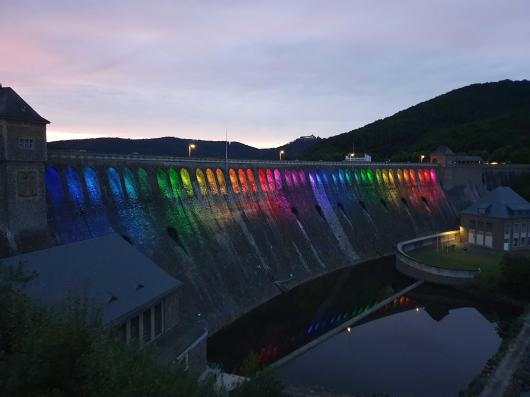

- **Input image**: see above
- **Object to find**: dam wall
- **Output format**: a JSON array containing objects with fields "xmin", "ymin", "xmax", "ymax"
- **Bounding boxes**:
[
  {"xmin": 439, "ymin": 164, "xmax": 530, "ymax": 212},
  {"xmin": 41, "ymin": 151, "xmax": 457, "ymax": 331}
]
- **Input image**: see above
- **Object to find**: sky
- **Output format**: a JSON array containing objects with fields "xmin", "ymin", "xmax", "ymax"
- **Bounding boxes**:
[{"xmin": 1, "ymin": 1, "xmax": 529, "ymax": 148}]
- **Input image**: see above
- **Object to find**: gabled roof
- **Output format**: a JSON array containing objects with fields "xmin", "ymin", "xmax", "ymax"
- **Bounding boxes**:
[
  {"xmin": 0, "ymin": 86, "xmax": 50, "ymax": 124},
  {"xmin": 0, "ymin": 234, "xmax": 181, "ymax": 325},
  {"xmin": 461, "ymin": 187, "xmax": 530, "ymax": 219},
  {"xmin": 431, "ymin": 145, "xmax": 455, "ymax": 156}
]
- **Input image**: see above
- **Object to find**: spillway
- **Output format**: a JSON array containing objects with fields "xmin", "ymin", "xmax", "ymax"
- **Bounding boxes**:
[{"xmin": 44, "ymin": 156, "xmax": 458, "ymax": 330}]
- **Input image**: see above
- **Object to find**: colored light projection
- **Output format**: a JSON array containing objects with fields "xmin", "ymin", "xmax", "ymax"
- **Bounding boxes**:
[
  {"xmin": 123, "ymin": 168, "xmax": 139, "ymax": 202},
  {"xmin": 206, "ymin": 169, "xmax": 219, "ymax": 195},
  {"xmin": 45, "ymin": 167, "xmax": 65, "ymax": 207},
  {"xmin": 216, "ymin": 169, "xmax": 228, "ymax": 194},
  {"xmin": 137, "ymin": 168, "xmax": 152, "ymax": 199},
  {"xmin": 65, "ymin": 167, "xmax": 85, "ymax": 207},
  {"xmin": 168, "ymin": 168, "xmax": 182, "ymax": 198},
  {"xmin": 157, "ymin": 169, "xmax": 172, "ymax": 199},
  {"xmin": 46, "ymin": 164, "xmax": 446, "ymax": 258},
  {"xmin": 48, "ymin": 165, "xmax": 442, "ymax": 205},
  {"xmin": 84, "ymin": 167, "xmax": 103, "ymax": 206},
  {"xmin": 107, "ymin": 167, "xmax": 125, "ymax": 204},
  {"xmin": 180, "ymin": 168, "xmax": 194, "ymax": 197}
]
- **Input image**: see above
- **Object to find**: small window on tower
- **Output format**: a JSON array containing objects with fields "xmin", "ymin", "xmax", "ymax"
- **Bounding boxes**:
[
  {"xmin": 18, "ymin": 137, "xmax": 34, "ymax": 150},
  {"xmin": 17, "ymin": 171, "xmax": 38, "ymax": 198}
]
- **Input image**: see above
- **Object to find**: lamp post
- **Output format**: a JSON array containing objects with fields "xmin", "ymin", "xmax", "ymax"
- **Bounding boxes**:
[
  {"xmin": 279, "ymin": 150, "xmax": 285, "ymax": 160},
  {"xmin": 420, "ymin": 154, "xmax": 425, "ymax": 163},
  {"xmin": 188, "ymin": 143, "xmax": 196, "ymax": 159}
]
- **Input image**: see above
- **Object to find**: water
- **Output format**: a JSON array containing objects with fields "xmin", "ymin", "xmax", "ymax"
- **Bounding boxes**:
[{"xmin": 208, "ymin": 257, "xmax": 521, "ymax": 397}]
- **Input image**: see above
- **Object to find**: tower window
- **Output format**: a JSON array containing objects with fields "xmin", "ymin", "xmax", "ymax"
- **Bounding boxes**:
[
  {"xmin": 17, "ymin": 171, "xmax": 38, "ymax": 197},
  {"xmin": 18, "ymin": 137, "xmax": 34, "ymax": 150}
]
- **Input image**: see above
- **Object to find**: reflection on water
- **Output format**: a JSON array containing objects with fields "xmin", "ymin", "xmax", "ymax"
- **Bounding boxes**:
[
  {"xmin": 208, "ymin": 257, "xmax": 521, "ymax": 397},
  {"xmin": 208, "ymin": 257, "xmax": 415, "ymax": 372}
]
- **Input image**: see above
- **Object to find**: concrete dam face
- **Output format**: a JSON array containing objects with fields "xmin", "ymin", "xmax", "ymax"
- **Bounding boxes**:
[{"xmin": 44, "ymin": 156, "xmax": 457, "ymax": 330}]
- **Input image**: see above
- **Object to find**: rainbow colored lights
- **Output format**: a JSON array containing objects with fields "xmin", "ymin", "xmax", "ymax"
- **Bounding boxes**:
[{"xmin": 46, "ymin": 165, "xmax": 439, "ymax": 211}]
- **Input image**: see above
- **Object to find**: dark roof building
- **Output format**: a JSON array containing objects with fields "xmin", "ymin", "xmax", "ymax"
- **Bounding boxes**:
[
  {"xmin": 0, "ymin": 85, "xmax": 50, "ymax": 124},
  {"xmin": 430, "ymin": 145, "xmax": 482, "ymax": 167},
  {"xmin": 460, "ymin": 187, "xmax": 530, "ymax": 251},
  {"xmin": 0, "ymin": 234, "xmax": 181, "ymax": 326}
]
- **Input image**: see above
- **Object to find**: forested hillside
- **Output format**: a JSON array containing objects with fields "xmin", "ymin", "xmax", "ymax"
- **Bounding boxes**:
[{"xmin": 302, "ymin": 80, "xmax": 530, "ymax": 163}]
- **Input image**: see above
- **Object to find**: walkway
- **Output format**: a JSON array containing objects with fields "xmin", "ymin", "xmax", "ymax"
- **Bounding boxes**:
[{"xmin": 480, "ymin": 311, "xmax": 530, "ymax": 397}]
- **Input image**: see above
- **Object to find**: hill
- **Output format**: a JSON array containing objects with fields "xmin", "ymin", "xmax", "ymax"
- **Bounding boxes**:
[
  {"xmin": 48, "ymin": 135, "xmax": 319, "ymax": 161},
  {"xmin": 302, "ymin": 80, "xmax": 530, "ymax": 163}
]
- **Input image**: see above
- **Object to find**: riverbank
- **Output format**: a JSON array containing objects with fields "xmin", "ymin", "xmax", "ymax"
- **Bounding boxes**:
[
  {"xmin": 459, "ymin": 308, "xmax": 529, "ymax": 396},
  {"xmin": 480, "ymin": 310, "xmax": 530, "ymax": 397}
]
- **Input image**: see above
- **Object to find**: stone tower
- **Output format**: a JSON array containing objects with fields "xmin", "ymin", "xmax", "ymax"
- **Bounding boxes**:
[{"xmin": 0, "ymin": 85, "xmax": 49, "ymax": 252}]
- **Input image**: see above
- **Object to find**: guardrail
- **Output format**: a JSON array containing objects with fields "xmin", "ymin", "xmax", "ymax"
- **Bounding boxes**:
[
  {"xmin": 47, "ymin": 150, "xmax": 437, "ymax": 168},
  {"xmin": 395, "ymin": 230, "xmax": 479, "ymax": 286}
]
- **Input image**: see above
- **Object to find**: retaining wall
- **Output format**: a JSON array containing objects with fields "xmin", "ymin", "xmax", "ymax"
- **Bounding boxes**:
[{"xmin": 395, "ymin": 231, "xmax": 479, "ymax": 286}]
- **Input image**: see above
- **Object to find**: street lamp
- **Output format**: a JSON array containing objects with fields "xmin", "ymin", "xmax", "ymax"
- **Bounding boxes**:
[
  {"xmin": 188, "ymin": 143, "xmax": 196, "ymax": 159},
  {"xmin": 420, "ymin": 154, "xmax": 425, "ymax": 163},
  {"xmin": 279, "ymin": 150, "xmax": 285, "ymax": 160}
]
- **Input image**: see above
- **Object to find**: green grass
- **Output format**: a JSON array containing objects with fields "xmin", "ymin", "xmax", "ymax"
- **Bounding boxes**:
[{"xmin": 410, "ymin": 247, "xmax": 503, "ymax": 278}]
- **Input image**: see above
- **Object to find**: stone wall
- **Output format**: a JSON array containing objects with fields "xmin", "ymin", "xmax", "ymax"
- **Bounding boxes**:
[{"xmin": 39, "ymin": 156, "xmax": 458, "ymax": 332}]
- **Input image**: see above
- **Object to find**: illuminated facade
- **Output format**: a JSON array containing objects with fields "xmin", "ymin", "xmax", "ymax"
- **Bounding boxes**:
[{"xmin": 460, "ymin": 187, "xmax": 530, "ymax": 251}]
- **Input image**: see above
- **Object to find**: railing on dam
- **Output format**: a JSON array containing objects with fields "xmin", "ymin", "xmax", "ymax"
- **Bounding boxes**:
[
  {"xmin": 395, "ymin": 231, "xmax": 478, "ymax": 286},
  {"xmin": 47, "ymin": 149, "xmax": 436, "ymax": 169}
]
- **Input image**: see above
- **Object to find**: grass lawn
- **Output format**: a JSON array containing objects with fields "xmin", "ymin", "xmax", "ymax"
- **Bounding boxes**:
[{"xmin": 410, "ymin": 247, "xmax": 504, "ymax": 278}]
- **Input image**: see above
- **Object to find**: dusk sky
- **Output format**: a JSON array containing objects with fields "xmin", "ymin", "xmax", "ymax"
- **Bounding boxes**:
[{"xmin": 2, "ymin": 1, "xmax": 529, "ymax": 147}]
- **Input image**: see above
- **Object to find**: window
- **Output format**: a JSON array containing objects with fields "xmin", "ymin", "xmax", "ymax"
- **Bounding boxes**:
[
  {"xmin": 154, "ymin": 302, "xmax": 163, "ymax": 337},
  {"xmin": 117, "ymin": 323, "xmax": 127, "ymax": 344},
  {"xmin": 129, "ymin": 315, "xmax": 140, "ymax": 345},
  {"xmin": 143, "ymin": 309, "xmax": 152, "ymax": 343},
  {"xmin": 17, "ymin": 171, "xmax": 38, "ymax": 197},
  {"xmin": 18, "ymin": 137, "xmax": 34, "ymax": 150},
  {"xmin": 504, "ymin": 223, "xmax": 511, "ymax": 236}
]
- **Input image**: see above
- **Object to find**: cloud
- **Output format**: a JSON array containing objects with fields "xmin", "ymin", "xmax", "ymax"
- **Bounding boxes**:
[{"xmin": 1, "ymin": 0, "xmax": 529, "ymax": 147}]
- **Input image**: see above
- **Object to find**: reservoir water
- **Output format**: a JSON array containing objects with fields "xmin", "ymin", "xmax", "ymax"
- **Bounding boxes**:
[{"xmin": 208, "ymin": 257, "xmax": 521, "ymax": 396}]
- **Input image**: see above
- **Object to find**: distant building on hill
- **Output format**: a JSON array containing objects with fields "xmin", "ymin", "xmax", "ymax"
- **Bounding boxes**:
[
  {"xmin": 300, "ymin": 134, "xmax": 317, "ymax": 140},
  {"xmin": 430, "ymin": 145, "xmax": 483, "ymax": 167},
  {"xmin": 460, "ymin": 187, "xmax": 530, "ymax": 251},
  {"xmin": 344, "ymin": 152, "xmax": 372, "ymax": 162}
]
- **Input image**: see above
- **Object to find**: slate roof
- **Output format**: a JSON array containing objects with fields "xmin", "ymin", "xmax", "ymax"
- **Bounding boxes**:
[
  {"xmin": 0, "ymin": 235, "xmax": 181, "ymax": 325},
  {"xmin": 431, "ymin": 145, "xmax": 455, "ymax": 156},
  {"xmin": 461, "ymin": 187, "xmax": 530, "ymax": 219},
  {"xmin": 0, "ymin": 85, "xmax": 50, "ymax": 124}
]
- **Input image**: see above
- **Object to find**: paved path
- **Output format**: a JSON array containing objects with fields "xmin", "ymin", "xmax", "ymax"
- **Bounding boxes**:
[{"xmin": 480, "ymin": 311, "xmax": 530, "ymax": 397}]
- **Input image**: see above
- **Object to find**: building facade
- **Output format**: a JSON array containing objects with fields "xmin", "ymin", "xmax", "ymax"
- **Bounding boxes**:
[
  {"xmin": 460, "ymin": 187, "xmax": 530, "ymax": 251},
  {"xmin": 0, "ymin": 85, "xmax": 49, "ymax": 251},
  {"xmin": 430, "ymin": 145, "xmax": 482, "ymax": 167}
]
